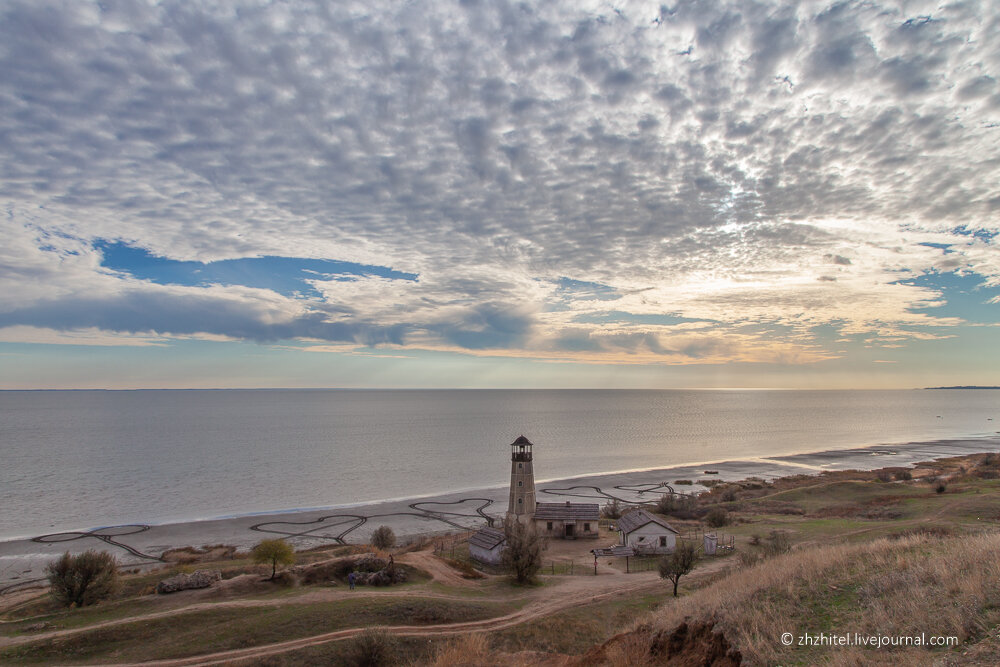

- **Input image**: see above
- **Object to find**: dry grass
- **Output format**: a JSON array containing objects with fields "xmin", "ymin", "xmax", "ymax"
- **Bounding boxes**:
[
  {"xmin": 649, "ymin": 531, "xmax": 1000, "ymax": 664},
  {"xmin": 604, "ymin": 631, "xmax": 654, "ymax": 667},
  {"xmin": 429, "ymin": 633, "xmax": 493, "ymax": 666}
]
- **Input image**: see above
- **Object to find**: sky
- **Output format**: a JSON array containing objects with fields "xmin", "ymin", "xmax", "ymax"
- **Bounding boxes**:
[{"xmin": 1, "ymin": 0, "xmax": 998, "ymax": 390}]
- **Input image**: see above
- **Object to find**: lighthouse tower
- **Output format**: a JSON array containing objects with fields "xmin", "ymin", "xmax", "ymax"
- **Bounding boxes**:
[{"xmin": 507, "ymin": 435, "xmax": 537, "ymax": 522}]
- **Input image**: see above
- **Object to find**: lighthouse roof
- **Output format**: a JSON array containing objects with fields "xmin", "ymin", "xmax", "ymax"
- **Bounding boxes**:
[{"xmin": 510, "ymin": 435, "xmax": 534, "ymax": 447}]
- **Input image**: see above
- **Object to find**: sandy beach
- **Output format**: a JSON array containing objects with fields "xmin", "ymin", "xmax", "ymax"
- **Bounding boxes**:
[{"xmin": 3, "ymin": 435, "xmax": 1000, "ymax": 591}]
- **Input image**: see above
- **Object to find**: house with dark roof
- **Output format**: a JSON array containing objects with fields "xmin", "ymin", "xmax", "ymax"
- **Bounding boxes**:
[
  {"xmin": 534, "ymin": 500, "xmax": 600, "ymax": 540},
  {"xmin": 616, "ymin": 508, "xmax": 678, "ymax": 554},
  {"xmin": 469, "ymin": 526, "xmax": 506, "ymax": 565}
]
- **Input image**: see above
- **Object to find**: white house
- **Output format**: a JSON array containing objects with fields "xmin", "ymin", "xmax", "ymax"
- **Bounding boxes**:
[
  {"xmin": 616, "ymin": 509, "xmax": 678, "ymax": 554},
  {"xmin": 469, "ymin": 526, "xmax": 506, "ymax": 565}
]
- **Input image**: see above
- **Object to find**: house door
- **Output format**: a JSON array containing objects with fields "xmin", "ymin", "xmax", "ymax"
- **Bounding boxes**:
[{"xmin": 565, "ymin": 524, "xmax": 575, "ymax": 538}]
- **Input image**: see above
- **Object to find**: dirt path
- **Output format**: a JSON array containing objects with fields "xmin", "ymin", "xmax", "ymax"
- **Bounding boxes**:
[
  {"xmin": 102, "ymin": 558, "xmax": 734, "ymax": 667},
  {"xmin": 396, "ymin": 549, "xmax": 481, "ymax": 587},
  {"xmin": 102, "ymin": 570, "xmax": 667, "ymax": 667},
  {"xmin": 4, "ymin": 551, "xmax": 733, "ymax": 665}
]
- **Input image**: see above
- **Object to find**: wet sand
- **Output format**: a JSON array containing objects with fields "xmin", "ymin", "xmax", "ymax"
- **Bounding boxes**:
[{"xmin": 3, "ymin": 435, "xmax": 999, "ymax": 590}]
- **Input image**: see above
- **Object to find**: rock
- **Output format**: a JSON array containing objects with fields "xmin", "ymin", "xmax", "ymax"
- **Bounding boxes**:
[
  {"xmin": 354, "ymin": 567, "xmax": 407, "ymax": 587},
  {"xmin": 25, "ymin": 622, "xmax": 51, "ymax": 632},
  {"xmin": 156, "ymin": 570, "xmax": 222, "ymax": 594}
]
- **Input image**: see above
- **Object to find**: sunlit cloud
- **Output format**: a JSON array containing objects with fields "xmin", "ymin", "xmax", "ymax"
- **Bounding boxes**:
[{"xmin": 0, "ymin": 0, "xmax": 998, "ymax": 383}]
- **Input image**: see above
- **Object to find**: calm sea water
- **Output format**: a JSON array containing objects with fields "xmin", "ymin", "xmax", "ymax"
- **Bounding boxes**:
[{"xmin": 1, "ymin": 389, "xmax": 998, "ymax": 540}]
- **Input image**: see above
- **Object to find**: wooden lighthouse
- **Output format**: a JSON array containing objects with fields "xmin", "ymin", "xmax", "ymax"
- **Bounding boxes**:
[{"xmin": 507, "ymin": 435, "xmax": 537, "ymax": 522}]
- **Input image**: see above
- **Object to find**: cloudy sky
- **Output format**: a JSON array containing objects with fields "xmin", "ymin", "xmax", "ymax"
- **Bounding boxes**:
[{"xmin": 1, "ymin": 0, "xmax": 998, "ymax": 389}]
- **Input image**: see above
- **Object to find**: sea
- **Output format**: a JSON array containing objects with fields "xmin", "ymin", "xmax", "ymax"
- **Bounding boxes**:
[{"xmin": 1, "ymin": 389, "xmax": 998, "ymax": 541}]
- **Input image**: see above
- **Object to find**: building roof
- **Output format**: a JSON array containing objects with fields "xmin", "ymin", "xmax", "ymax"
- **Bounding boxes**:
[
  {"xmin": 533, "ymin": 501, "xmax": 600, "ymax": 521},
  {"xmin": 592, "ymin": 545, "xmax": 636, "ymax": 557},
  {"xmin": 469, "ymin": 526, "xmax": 506, "ymax": 551},
  {"xmin": 616, "ymin": 508, "xmax": 679, "ymax": 535},
  {"xmin": 510, "ymin": 435, "xmax": 534, "ymax": 447}
]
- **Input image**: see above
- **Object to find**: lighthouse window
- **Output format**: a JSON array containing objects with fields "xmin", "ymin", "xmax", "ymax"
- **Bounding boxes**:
[
  {"xmin": 518, "ymin": 481, "xmax": 522, "ymax": 487},
  {"xmin": 518, "ymin": 463, "xmax": 522, "ymax": 469},
  {"xmin": 518, "ymin": 498, "xmax": 522, "ymax": 505}
]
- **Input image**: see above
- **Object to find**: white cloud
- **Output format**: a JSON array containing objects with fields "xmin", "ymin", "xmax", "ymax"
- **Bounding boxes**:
[{"xmin": 0, "ymin": 0, "xmax": 998, "ymax": 365}]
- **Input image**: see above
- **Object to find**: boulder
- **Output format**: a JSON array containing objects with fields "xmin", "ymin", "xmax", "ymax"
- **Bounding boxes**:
[
  {"xmin": 355, "ymin": 566, "xmax": 407, "ymax": 586},
  {"xmin": 156, "ymin": 570, "xmax": 222, "ymax": 594}
]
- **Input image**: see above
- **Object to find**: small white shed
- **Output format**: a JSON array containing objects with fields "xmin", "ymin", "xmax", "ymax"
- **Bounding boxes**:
[
  {"xmin": 617, "ymin": 509, "xmax": 679, "ymax": 554},
  {"xmin": 469, "ymin": 526, "xmax": 506, "ymax": 565}
]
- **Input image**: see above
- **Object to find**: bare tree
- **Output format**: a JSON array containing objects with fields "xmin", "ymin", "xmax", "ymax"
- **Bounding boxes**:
[
  {"xmin": 501, "ymin": 518, "xmax": 543, "ymax": 583},
  {"xmin": 659, "ymin": 541, "xmax": 698, "ymax": 597}
]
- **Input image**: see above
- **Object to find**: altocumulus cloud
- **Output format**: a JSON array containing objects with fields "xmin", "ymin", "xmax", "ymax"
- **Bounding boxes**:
[{"xmin": 0, "ymin": 0, "xmax": 998, "ymax": 364}]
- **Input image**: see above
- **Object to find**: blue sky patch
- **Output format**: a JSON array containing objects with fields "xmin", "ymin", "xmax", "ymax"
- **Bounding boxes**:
[
  {"xmin": 572, "ymin": 311, "xmax": 708, "ymax": 326},
  {"xmin": 96, "ymin": 241, "xmax": 418, "ymax": 298},
  {"xmin": 554, "ymin": 278, "xmax": 622, "ymax": 301},
  {"xmin": 897, "ymin": 271, "xmax": 1000, "ymax": 324}
]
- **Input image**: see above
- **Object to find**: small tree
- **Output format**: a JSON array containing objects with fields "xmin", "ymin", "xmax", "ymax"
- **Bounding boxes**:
[
  {"xmin": 601, "ymin": 498, "xmax": 623, "ymax": 520},
  {"xmin": 371, "ymin": 525, "xmax": 396, "ymax": 550},
  {"xmin": 251, "ymin": 538, "xmax": 295, "ymax": 580},
  {"xmin": 501, "ymin": 517, "xmax": 543, "ymax": 584},
  {"xmin": 658, "ymin": 541, "xmax": 697, "ymax": 597},
  {"xmin": 46, "ymin": 550, "xmax": 118, "ymax": 608}
]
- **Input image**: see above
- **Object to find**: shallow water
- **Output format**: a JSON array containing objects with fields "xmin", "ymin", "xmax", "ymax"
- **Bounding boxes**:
[{"xmin": 1, "ymin": 388, "xmax": 997, "ymax": 539}]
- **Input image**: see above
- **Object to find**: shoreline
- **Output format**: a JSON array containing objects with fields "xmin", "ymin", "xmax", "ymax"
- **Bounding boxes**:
[
  {"xmin": 3, "ymin": 434, "xmax": 1000, "ymax": 589},
  {"xmin": 7, "ymin": 429, "xmax": 999, "ymax": 544}
]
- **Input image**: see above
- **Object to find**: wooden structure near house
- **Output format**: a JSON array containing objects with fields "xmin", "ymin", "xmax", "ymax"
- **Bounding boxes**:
[
  {"xmin": 469, "ymin": 526, "xmax": 506, "ymax": 565},
  {"xmin": 617, "ymin": 508, "xmax": 679, "ymax": 554}
]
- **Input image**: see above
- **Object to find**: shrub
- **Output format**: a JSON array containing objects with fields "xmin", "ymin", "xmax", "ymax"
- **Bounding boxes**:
[
  {"xmin": 501, "ymin": 517, "xmax": 542, "ymax": 584},
  {"xmin": 749, "ymin": 534, "xmax": 761, "ymax": 546},
  {"xmin": 876, "ymin": 470, "xmax": 892, "ymax": 482},
  {"xmin": 894, "ymin": 469, "xmax": 912, "ymax": 481},
  {"xmin": 601, "ymin": 498, "xmax": 623, "ymax": 520},
  {"xmin": 343, "ymin": 627, "xmax": 398, "ymax": 667},
  {"xmin": 673, "ymin": 479, "xmax": 694, "ymax": 485},
  {"xmin": 251, "ymin": 539, "xmax": 295, "ymax": 580},
  {"xmin": 371, "ymin": 525, "xmax": 396, "ymax": 550},
  {"xmin": 719, "ymin": 487, "xmax": 737, "ymax": 502},
  {"xmin": 655, "ymin": 493, "xmax": 697, "ymax": 519},
  {"xmin": 737, "ymin": 550, "xmax": 760, "ymax": 568},
  {"xmin": 763, "ymin": 530, "xmax": 791, "ymax": 557},
  {"xmin": 705, "ymin": 507, "xmax": 729, "ymax": 528},
  {"xmin": 46, "ymin": 550, "xmax": 119, "ymax": 608}
]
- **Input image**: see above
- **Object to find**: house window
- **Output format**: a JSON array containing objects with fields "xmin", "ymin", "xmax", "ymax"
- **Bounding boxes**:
[
  {"xmin": 659, "ymin": 536, "xmax": 667, "ymax": 547},
  {"xmin": 638, "ymin": 536, "xmax": 645, "ymax": 542},
  {"xmin": 547, "ymin": 522, "xmax": 553, "ymax": 531},
  {"xmin": 584, "ymin": 523, "xmax": 591, "ymax": 532}
]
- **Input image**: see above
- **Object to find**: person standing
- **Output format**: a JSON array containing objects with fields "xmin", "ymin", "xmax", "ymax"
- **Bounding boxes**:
[{"xmin": 348, "ymin": 571, "xmax": 356, "ymax": 590}]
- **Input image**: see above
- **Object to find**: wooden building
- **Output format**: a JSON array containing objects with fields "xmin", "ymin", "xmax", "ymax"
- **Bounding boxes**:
[
  {"xmin": 469, "ymin": 526, "xmax": 506, "ymax": 565},
  {"xmin": 534, "ymin": 500, "xmax": 600, "ymax": 539},
  {"xmin": 616, "ymin": 508, "xmax": 678, "ymax": 554}
]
